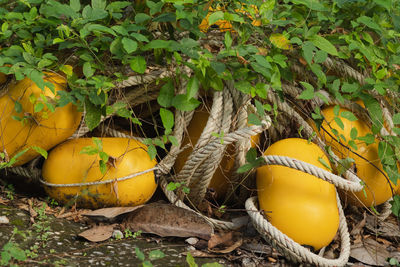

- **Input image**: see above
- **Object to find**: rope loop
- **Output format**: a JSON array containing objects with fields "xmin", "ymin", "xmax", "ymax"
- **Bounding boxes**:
[
  {"xmin": 246, "ymin": 196, "xmax": 351, "ymax": 267},
  {"xmin": 261, "ymin": 155, "xmax": 363, "ymax": 192}
]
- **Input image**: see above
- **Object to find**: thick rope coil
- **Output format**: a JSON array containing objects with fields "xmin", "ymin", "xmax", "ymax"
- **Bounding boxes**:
[
  {"xmin": 99, "ymin": 125, "xmax": 147, "ymax": 144},
  {"xmin": 178, "ymin": 122, "xmax": 271, "ymax": 194},
  {"xmin": 246, "ymin": 195, "xmax": 351, "ymax": 267},
  {"xmin": 6, "ymin": 166, "xmax": 41, "ymax": 180},
  {"xmin": 186, "ymin": 89, "xmax": 233, "ymax": 204},
  {"xmin": 261, "ymin": 155, "xmax": 363, "ymax": 192},
  {"xmin": 323, "ymin": 57, "xmax": 366, "ymax": 85},
  {"xmin": 114, "ymin": 69, "xmax": 174, "ymax": 89}
]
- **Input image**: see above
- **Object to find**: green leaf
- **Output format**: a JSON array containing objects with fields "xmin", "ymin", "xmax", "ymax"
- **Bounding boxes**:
[
  {"xmin": 393, "ymin": 113, "xmax": 400, "ymax": 125},
  {"xmin": 147, "ymin": 144, "xmax": 157, "ymax": 160},
  {"xmin": 337, "ymin": 157, "xmax": 355, "ymax": 175},
  {"xmin": 350, "ymin": 127, "xmax": 358, "ymax": 140},
  {"xmin": 224, "ymin": 31, "xmax": 232, "ymax": 49},
  {"xmin": 99, "ymin": 160, "xmax": 107, "ymax": 174},
  {"xmin": 172, "ymin": 95, "xmax": 200, "ymax": 111},
  {"xmin": 390, "ymin": 195, "xmax": 400, "ymax": 217},
  {"xmin": 92, "ymin": 137, "xmax": 103, "ymax": 150},
  {"xmin": 248, "ymin": 113, "xmax": 261, "ymax": 126},
  {"xmin": 83, "ymin": 62, "xmax": 94, "ymax": 78},
  {"xmin": 146, "ymin": 0, "xmax": 164, "ymax": 16},
  {"xmin": 297, "ymin": 82, "xmax": 314, "ymax": 100},
  {"xmin": 302, "ymin": 41, "xmax": 315, "ymax": 65},
  {"xmin": 160, "ymin": 108, "xmax": 174, "ymax": 131},
  {"xmin": 208, "ymin": 11, "xmax": 224, "ymax": 25},
  {"xmin": 186, "ymin": 252, "xmax": 198, "ymax": 267},
  {"xmin": 291, "ymin": 0, "xmax": 329, "ymax": 11},
  {"xmin": 31, "ymin": 146, "xmax": 48, "ymax": 159},
  {"xmin": 99, "ymin": 151, "xmax": 108, "ymax": 163},
  {"xmin": 148, "ymin": 250, "xmax": 165, "ymax": 260},
  {"xmin": 85, "ymin": 100, "xmax": 101, "ymax": 131},
  {"xmin": 122, "ymin": 37, "xmax": 138, "ymax": 54},
  {"xmin": 318, "ymin": 157, "xmax": 332, "ymax": 171},
  {"xmin": 79, "ymin": 146, "xmax": 99, "ymax": 155},
  {"xmin": 70, "ymin": 0, "xmax": 81, "ymax": 12},
  {"xmin": 235, "ymin": 80, "xmax": 251, "ymax": 94},
  {"xmin": 309, "ymin": 35, "xmax": 338, "ymax": 56},
  {"xmin": 135, "ymin": 13, "xmax": 151, "ymax": 24},
  {"xmin": 357, "ymin": 16, "xmax": 381, "ymax": 32},
  {"xmin": 87, "ymin": 24, "xmax": 116, "ymax": 36},
  {"xmin": 34, "ymin": 102, "xmax": 45, "ymax": 113},
  {"xmin": 341, "ymin": 82, "xmax": 359, "ymax": 93},
  {"xmin": 340, "ymin": 111, "xmax": 358, "ymax": 122},
  {"xmin": 374, "ymin": 0, "xmax": 392, "ymax": 11},
  {"xmin": 129, "ymin": 56, "xmax": 146, "ymax": 74},
  {"xmin": 157, "ymin": 80, "xmax": 174, "ymax": 108},
  {"xmin": 166, "ymin": 182, "xmax": 178, "ymax": 191},
  {"xmin": 237, "ymin": 163, "xmax": 253, "ymax": 173},
  {"xmin": 14, "ymin": 101, "xmax": 23, "ymax": 113},
  {"xmin": 186, "ymin": 76, "xmax": 199, "ymax": 99}
]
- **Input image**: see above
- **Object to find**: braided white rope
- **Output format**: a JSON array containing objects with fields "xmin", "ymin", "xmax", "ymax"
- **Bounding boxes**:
[
  {"xmin": 187, "ymin": 89, "xmax": 234, "ymax": 204},
  {"xmin": 115, "ymin": 69, "xmax": 173, "ymax": 89},
  {"xmin": 246, "ymin": 195, "xmax": 350, "ymax": 267},
  {"xmin": 100, "ymin": 126, "xmax": 147, "ymax": 144},
  {"xmin": 261, "ymin": 155, "xmax": 363, "ymax": 192},
  {"xmin": 39, "ymin": 167, "xmax": 158, "ymax": 187}
]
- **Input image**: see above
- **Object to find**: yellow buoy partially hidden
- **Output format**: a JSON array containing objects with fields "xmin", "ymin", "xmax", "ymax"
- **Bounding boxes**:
[
  {"xmin": 257, "ymin": 138, "xmax": 339, "ymax": 250},
  {"xmin": 174, "ymin": 104, "xmax": 260, "ymax": 199},
  {"xmin": 0, "ymin": 73, "xmax": 81, "ymax": 166},
  {"xmin": 315, "ymin": 106, "xmax": 400, "ymax": 207},
  {"xmin": 42, "ymin": 137, "xmax": 157, "ymax": 208}
]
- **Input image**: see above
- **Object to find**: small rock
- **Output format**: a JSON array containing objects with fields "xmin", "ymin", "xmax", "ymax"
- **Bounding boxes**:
[
  {"xmin": 112, "ymin": 230, "xmax": 124, "ymax": 239},
  {"xmin": 0, "ymin": 216, "xmax": 9, "ymax": 224},
  {"xmin": 187, "ymin": 245, "xmax": 196, "ymax": 251},
  {"xmin": 185, "ymin": 237, "xmax": 199, "ymax": 245}
]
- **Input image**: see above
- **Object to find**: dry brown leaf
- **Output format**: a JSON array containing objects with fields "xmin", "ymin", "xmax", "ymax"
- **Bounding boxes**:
[
  {"xmin": 208, "ymin": 232, "xmax": 242, "ymax": 254},
  {"xmin": 122, "ymin": 203, "xmax": 213, "ymax": 240},
  {"xmin": 208, "ymin": 232, "xmax": 234, "ymax": 249},
  {"xmin": 78, "ymin": 225, "xmax": 115, "ymax": 242},
  {"xmin": 365, "ymin": 214, "xmax": 400, "ymax": 239},
  {"xmin": 351, "ymin": 211, "xmax": 366, "ymax": 236},
  {"xmin": 350, "ymin": 238, "xmax": 390, "ymax": 266},
  {"xmin": 83, "ymin": 206, "xmax": 143, "ymax": 223}
]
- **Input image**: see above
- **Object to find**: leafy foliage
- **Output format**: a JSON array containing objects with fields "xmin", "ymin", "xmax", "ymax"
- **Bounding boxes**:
[{"xmin": 1, "ymin": 0, "xmax": 400, "ymax": 215}]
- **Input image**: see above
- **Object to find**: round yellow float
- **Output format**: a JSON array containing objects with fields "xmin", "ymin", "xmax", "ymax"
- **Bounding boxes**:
[
  {"xmin": 257, "ymin": 138, "xmax": 339, "ymax": 250},
  {"xmin": 315, "ymin": 105, "xmax": 399, "ymax": 207},
  {"xmin": 42, "ymin": 137, "xmax": 158, "ymax": 208},
  {"xmin": 0, "ymin": 73, "xmax": 81, "ymax": 166}
]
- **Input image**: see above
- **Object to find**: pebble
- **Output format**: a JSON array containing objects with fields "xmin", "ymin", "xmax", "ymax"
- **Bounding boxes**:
[
  {"xmin": 0, "ymin": 216, "xmax": 9, "ymax": 224},
  {"xmin": 185, "ymin": 237, "xmax": 199, "ymax": 245},
  {"xmin": 112, "ymin": 230, "xmax": 124, "ymax": 239}
]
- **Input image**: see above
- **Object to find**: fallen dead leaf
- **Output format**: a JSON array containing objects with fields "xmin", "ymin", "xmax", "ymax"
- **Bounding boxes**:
[
  {"xmin": 122, "ymin": 203, "xmax": 213, "ymax": 240},
  {"xmin": 208, "ymin": 232, "xmax": 235, "ymax": 249},
  {"xmin": 83, "ymin": 206, "xmax": 143, "ymax": 223},
  {"xmin": 350, "ymin": 238, "xmax": 390, "ymax": 266},
  {"xmin": 208, "ymin": 232, "xmax": 243, "ymax": 254},
  {"xmin": 350, "ymin": 211, "xmax": 366, "ymax": 236},
  {"xmin": 365, "ymin": 214, "xmax": 400, "ymax": 239},
  {"xmin": 78, "ymin": 225, "xmax": 116, "ymax": 242}
]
